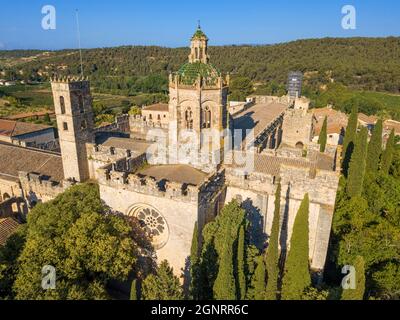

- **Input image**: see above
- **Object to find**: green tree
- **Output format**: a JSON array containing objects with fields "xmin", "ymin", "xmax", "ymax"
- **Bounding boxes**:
[
  {"xmin": 0, "ymin": 226, "xmax": 26, "ymax": 299},
  {"xmin": 346, "ymin": 127, "xmax": 368, "ymax": 197},
  {"xmin": 130, "ymin": 279, "xmax": 138, "ymax": 300},
  {"xmin": 366, "ymin": 119, "xmax": 383, "ymax": 173},
  {"xmin": 236, "ymin": 224, "xmax": 246, "ymax": 300},
  {"xmin": 229, "ymin": 76, "xmax": 253, "ymax": 101},
  {"xmin": 44, "ymin": 113, "xmax": 51, "ymax": 124},
  {"xmin": 281, "ymin": 194, "xmax": 311, "ymax": 300},
  {"xmin": 141, "ymin": 260, "xmax": 183, "ymax": 300},
  {"xmin": 342, "ymin": 106, "xmax": 358, "ymax": 176},
  {"xmin": 13, "ymin": 183, "xmax": 138, "ymax": 300},
  {"xmin": 265, "ymin": 183, "xmax": 281, "ymax": 300},
  {"xmin": 250, "ymin": 255, "xmax": 266, "ymax": 300},
  {"xmin": 318, "ymin": 116, "xmax": 328, "ymax": 152},
  {"xmin": 189, "ymin": 222, "xmax": 200, "ymax": 299},
  {"xmin": 341, "ymin": 256, "xmax": 366, "ymax": 300},
  {"xmin": 213, "ymin": 220, "xmax": 237, "ymax": 300},
  {"xmin": 381, "ymin": 129, "xmax": 395, "ymax": 175},
  {"xmin": 128, "ymin": 105, "xmax": 141, "ymax": 116},
  {"xmin": 200, "ymin": 200, "xmax": 245, "ymax": 300}
]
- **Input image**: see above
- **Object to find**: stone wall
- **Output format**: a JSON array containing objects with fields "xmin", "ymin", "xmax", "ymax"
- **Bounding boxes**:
[
  {"xmin": 224, "ymin": 162, "xmax": 339, "ymax": 272},
  {"xmin": 281, "ymin": 109, "xmax": 314, "ymax": 148}
]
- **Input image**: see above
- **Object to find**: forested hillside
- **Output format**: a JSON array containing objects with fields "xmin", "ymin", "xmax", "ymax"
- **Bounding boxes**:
[{"xmin": 1, "ymin": 37, "xmax": 400, "ymax": 93}]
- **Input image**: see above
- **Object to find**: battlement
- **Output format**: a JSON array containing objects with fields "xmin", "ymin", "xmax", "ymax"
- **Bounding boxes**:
[
  {"xmin": 50, "ymin": 75, "xmax": 89, "ymax": 83},
  {"xmin": 279, "ymin": 164, "xmax": 340, "ymax": 206},
  {"xmin": 17, "ymin": 171, "xmax": 70, "ymax": 201},
  {"xmin": 88, "ymin": 143, "xmax": 135, "ymax": 162},
  {"xmin": 225, "ymin": 168, "xmax": 276, "ymax": 195},
  {"xmin": 96, "ymin": 165, "xmax": 200, "ymax": 202}
]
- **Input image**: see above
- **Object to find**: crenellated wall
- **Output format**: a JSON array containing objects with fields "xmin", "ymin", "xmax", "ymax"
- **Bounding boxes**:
[
  {"xmin": 17, "ymin": 171, "xmax": 69, "ymax": 205},
  {"xmin": 224, "ymin": 162, "xmax": 340, "ymax": 272},
  {"xmin": 97, "ymin": 166, "xmax": 200, "ymax": 203}
]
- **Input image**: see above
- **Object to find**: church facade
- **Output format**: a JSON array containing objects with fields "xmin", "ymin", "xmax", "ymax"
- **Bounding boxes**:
[{"xmin": 0, "ymin": 27, "xmax": 340, "ymax": 281}]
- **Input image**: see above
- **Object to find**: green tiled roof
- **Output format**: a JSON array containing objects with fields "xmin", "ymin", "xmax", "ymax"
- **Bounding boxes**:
[
  {"xmin": 178, "ymin": 62, "xmax": 220, "ymax": 85},
  {"xmin": 191, "ymin": 27, "xmax": 208, "ymax": 40}
]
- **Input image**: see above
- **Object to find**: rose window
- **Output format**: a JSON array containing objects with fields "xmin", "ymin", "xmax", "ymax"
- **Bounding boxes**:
[{"xmin": 128, "ymin": 204, "xmax": 169, "ymax": 249}]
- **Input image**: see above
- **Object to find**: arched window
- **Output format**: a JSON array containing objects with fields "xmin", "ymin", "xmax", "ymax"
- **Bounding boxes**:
[
  {"xmin": 295, "ymin": 141, "xmax": 304, "ymax": 149},
  {"xmin": 185, "ymin": 108, "xmax": 193, "ymax": 129},
  {"xmin": 78, "ymin": 94, "xmax": 84, "ymax": 113},
  {"xmin": 202, "ymin": 106, "xmax": 211, "ymax": 129},
  {"xmin": 81, "ymin": 119, "xmax": 87, "ymax": 130},
  {"xmin": 59, "ymin": 96, "xmax": 66, "ymax": 114}
]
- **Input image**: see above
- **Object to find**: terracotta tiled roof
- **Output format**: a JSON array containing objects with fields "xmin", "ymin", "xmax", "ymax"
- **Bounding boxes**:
[
  {"xmin": 383, "ymin": 120, "xmax": 400, "ymax": 135},
  {"xmin": 0, "ymin": 217, "xmax": 20, "ymax": 246},
  {"xmin": 0, "ymin": 119, "xmax": 51, "ymax": 137},
  {"xmin": 312, "ymin": 108, "xmax": 348, "ymax": 136},
  {"xmin": 227, "ymin": 152, "xmax": 335, "ymax": 176},
  {"xmin": 358, "ymin": 113, "xmax": 378, "ymax": 125},
  {"xmin": 143, "ymin": 104, "xmax": 169, "ymax": 112},
  {"xmin": 0, "ymin": 142, "xmax": 64, "ymax": 182}
]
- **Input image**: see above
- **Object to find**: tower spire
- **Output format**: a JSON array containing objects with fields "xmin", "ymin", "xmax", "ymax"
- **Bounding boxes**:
[{"xmin": 189, "ymin": 24, "xmax": 209, "ymax": 64}]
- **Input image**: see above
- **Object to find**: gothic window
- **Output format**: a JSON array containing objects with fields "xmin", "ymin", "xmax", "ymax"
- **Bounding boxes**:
[
  {"xmin": 202, "ymin": 106, "xmax": 211, "ymax": 128},
  {"xmin": 63, "ymin": 122, "xmax": 68, "ymax": 131},
  {"xmin": 81, "ymin": 119, "xmax": 87, "ymax": 130},
  {"xmin": 127, "ymin": 204, "xmax": 169, "ymax": 249},
  {"xmin": 149, "ymin": 114, "xmax": 153, "ymax": 121},
  {"xmin": 157, "ymin": 114, "xmax": 161, "ymax": 121},
  {"xmin": 59, "ymin": 96, "xmax": 65, "ymax": 114},
  {"xmin": 185, "ymin": 108, "xmax": 193, "ymax": 129},
  {"xmin": 78, "ymin": 94, "xmax": 84, "ymax": 113}
]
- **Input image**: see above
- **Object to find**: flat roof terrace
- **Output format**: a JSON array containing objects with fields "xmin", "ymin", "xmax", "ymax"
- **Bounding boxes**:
[
  {"xmin": 233, "ymin": 102, "xmax": 287, "ymax": 138},
  {"xmin": 137, "ymin": 164, "xmax": 208, "ymax": 186}
]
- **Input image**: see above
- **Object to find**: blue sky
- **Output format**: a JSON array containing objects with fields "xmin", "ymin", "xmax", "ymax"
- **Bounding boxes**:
[{"xmin": 0, "ymin": 0, "xmax": 399, "ymax": 50}]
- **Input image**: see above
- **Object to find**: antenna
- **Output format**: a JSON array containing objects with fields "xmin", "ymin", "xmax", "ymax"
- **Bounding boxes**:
[
  {"xmin": 197, "ymin": 20, "xmax": 201, "ymax": 29},
  {"xmin": 75, "ymin": 9, "xmax": 84, "ymax": 78}
]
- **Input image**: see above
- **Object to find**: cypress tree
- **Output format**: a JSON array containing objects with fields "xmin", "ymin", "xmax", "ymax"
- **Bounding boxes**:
[
  {"xmin": 212, "ymin": 201, "xmax": 245, "ymax": 300},
  {"xmin": 130, "ymin": 279, "xmax": 138, "ymax": 300},
  {"xmin": 265, "ymin": 183, "xmax": 281, "ymax": 300},
  {"xmin": 381, "ymin": 129, "xmax": 395, "ymax": 175},
  {"xmin": 281, "ymin": 194, "xmax": 311, "ymax": 300},
  {"xmin": 213, "ymin": 222, "xmax": 236, "ymax": 300},
  {"xmin": 341, "ymin": 256, "xmax": 366, "ymax": 300},
  {"xmin": 236, "ymin": 224, "xmax": 247, "ymax": 300},
  {"xmin": 251, "ymin": 255, "xmax": 267, "ymax": 300},
  {"xmin": 318, "ymin": 116, "xmax": 328, "ymax": 152},
  {"xmin": 342, "ymin": 106, "xmax": 358, "ymax": 176},
  {"xmin": 346, "ymin": 127, "xmax": 368, "ymax": 197},
  {"xmin": 141, "ymin": 260, "xmax": 184, "ymax": 300},
  {"xmin": 366, "ymin": 119, "xmax": 383, "ymax": 173},
  {"xmin": 190, "ymin": 222, "xmax": 200, "ymax": 299}
]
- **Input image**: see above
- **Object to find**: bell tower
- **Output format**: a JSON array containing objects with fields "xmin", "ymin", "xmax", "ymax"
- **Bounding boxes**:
[
  {"xmin": 188, "ymin": 23, "xmax": 209, "ymax": 64},
  {"xmin": 51, "ymin": 76, "xmax": 94, "ymax": 182}
]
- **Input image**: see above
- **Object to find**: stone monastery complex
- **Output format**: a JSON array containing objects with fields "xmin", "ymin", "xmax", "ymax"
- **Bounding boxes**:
[{"xmin": 0, "ymin": 27, "xmax": 340, "ymax": 279}]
